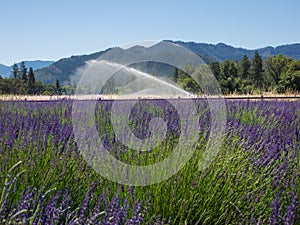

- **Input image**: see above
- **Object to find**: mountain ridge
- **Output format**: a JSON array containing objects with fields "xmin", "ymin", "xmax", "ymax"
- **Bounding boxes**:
[
  {"xmin": 166, "ymin": 40, "xmax": 300, "ymax": 61},
  {"xmin": 3, "ymin": 41, "xmax": 300, "ymax": 84},
  {"xmin": 0, "ymin": 60, "xmax": 54, "ymax": 78}
]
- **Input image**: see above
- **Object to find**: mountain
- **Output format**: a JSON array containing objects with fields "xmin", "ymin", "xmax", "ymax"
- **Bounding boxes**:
[
  {"xmin": 36, "ymin": 42, "xmax": 205, "ymax": 84},
  {"xmin": 35, "ymin": 50, "xmax": 112, "ymax": 84},
  {"xmin": 0, "ymin": 60, "xmax": 54, "ymax": 78},
  {"xmin": 31, "ymin": 41, "xmax": 300, "ymax": 84},
  {"xmin": 17, "ymin": 60, "xmax": 54, "ymax": 70},
  {"xmin": 166, "ymin": 41, "xmax": 300, "ymax": 61},
  {"xmin": 0, "ymin": 64, "xmax": 11, "ymax": 78}
]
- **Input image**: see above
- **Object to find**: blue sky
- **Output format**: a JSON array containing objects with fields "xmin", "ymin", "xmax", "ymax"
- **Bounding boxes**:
[{"xmin": 1, "ymin": 0, "xmax": 299, "ymax": 65}]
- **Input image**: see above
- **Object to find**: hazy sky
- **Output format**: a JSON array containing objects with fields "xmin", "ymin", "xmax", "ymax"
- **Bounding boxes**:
[{"xmin": 1, "ymin": 0, "xmax": 299, "ymax": 65}]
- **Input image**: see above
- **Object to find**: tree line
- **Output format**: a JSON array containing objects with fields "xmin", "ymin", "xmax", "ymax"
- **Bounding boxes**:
[
  {"xmin": 0, "ymin": 62, "xmax": 75, "ymax": 95},
  {"xmin": 173, "ymin": 51, "xmax": 300, "ymax": 95},
  {"xmin": 208, "ymin": 52, "xmax": 300, "ymax": 94}
]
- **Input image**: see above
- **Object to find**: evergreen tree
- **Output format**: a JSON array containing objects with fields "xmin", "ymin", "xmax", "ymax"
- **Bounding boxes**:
[
  {"xmin": 220, "ymin": 60, "xmax": 239, "ymax": 93},
  {"xmin": 11, "ymin": 63, "xmax": 19, "ymax": 79},
  {"xmin": 20, "ymin": 61, "xmax": 28, "ymax": 81},
  {"xmin": 250, "ymin": 51, "xmax": 264, "ymax": 90},
  {"xmin": 56, "ymin": 79, "xmax": 61, "ymax": 95},
  {"xmin": 209, "ymin": 61, "xmax": 221, "ymax": 81},
  {"xmin": 173, "ymin": 67, "xmax": 179, "ymax": 83},
  {"xmin": 239, "ymin": 55, "xmax": 251, "ymax": 79},
  {"xmin": 28, "ymin": 67, "xmax": 35, "ymax": 94},
  {"xmin": 221, "ymin": 60, "xmax": 238, "ymax": 79}
]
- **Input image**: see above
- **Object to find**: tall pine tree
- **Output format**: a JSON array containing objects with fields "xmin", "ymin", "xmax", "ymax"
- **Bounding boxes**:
[
  {"xmin": 250, "ymin": 51, "xmax": 263, "ymax": 90},
  {"xmin": 239, "ymin": 55, "xmax": 251, "ymax": 79},
  {"xmin": 11, "ymin": 63, "xmax": 19, "ymax": 79},
  {"xmin": 173, "ymin": 67, "xmax": 179, "ymax": 83},
  {"xmin": 28, "ymin": 67, "xmax": 35, "ymax": 94},
  {"xmin": 209, "ymin": 61, "xmax": 221, "ymax": 81},
  {"xmin": 56, "ymin": 79, "xmax": 61, "ymax": 95},
  {"xmin": 20, "ymin": 61, "xmax": 28, "ymax": 81}
]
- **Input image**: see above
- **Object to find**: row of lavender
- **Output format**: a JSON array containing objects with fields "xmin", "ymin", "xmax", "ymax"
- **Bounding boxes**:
[
  {"xmin": 0, "ymin": 99, "xmax": 299, "ymax": 224},
  {"xmin": 0, "ymin": 100, "xmax": 151, "ymax": 224},
  {"xmin": 227, "ymin": 100, "xmax": 299, "ymax": 224}
]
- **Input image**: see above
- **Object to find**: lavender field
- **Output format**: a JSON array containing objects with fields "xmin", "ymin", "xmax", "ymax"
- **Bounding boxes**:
[{"xmin": 0, "ymin": 99, "xmax": 299, "ymax": 224}]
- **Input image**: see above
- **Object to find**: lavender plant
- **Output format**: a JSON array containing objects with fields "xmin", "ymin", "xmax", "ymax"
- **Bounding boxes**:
[{"xmin": 0, "ymin": 99, "xmax": 299, "ymax": 224}]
